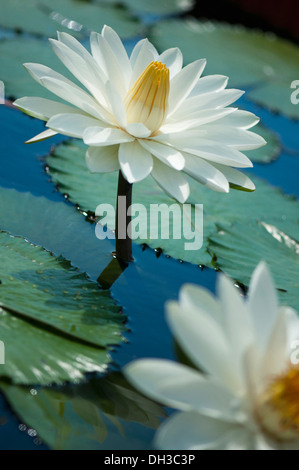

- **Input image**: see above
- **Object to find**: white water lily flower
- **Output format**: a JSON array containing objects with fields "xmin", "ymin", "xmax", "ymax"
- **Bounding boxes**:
[
  {"xmin": 125, "ymin": 262, "xmax": 299, "ymax": 450},
  {"xmin": 14, "ymin": 26, "xmax": 266, "ymax": 202}
]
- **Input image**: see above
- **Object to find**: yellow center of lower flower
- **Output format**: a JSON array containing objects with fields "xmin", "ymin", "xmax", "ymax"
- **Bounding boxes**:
[
  {"xmin": 125, "ymin": 61, "xmax": 169, "ymax": 134},
  {"xmin": 258, "ymin": 365, "xmax": 299, "ymax": 441}
]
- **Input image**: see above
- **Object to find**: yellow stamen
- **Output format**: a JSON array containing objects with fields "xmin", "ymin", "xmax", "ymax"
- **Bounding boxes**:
[
  {"xmin": 259, "ymin": 365, "xmax": 299, "ymax": 441},
  {"xmin": 125, "ymin": 61, "xmax": 169, "ymax": 134}
]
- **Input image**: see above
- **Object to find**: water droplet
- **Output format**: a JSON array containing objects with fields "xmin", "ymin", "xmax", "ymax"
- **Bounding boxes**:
[
  {"xmin": 28, "ymin": 428, "xmax": 37, "ymax": 437},
  {"xmin": 19, "ymin": 424, "xmax": 27, "ymax": 432},
  {"xmin": 30, "ymin": 389, "xmax": 38, "ymax": 396}
]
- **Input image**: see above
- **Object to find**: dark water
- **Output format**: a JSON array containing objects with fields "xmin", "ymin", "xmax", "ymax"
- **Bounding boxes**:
[{"xmin": 0, "ymin": 80, "xmax": 298, "ymax": 449}]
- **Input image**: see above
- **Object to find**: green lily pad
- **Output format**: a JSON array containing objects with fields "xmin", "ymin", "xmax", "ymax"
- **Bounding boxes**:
[
  {"xmin": 150, "ymin": 20, "xmax": 299, "ymax": 119},
  {"xmin": 0, "ymin": 372, "xmax": 165, "ymax": 449},
  {"xmin": 121, "ymin": 0, "xmax": 194, "ymax": 16},
  {"xmin": 0, "ymin": 231, "xmax": 125, "ymax": 347},
  {"xmin": 0, "ymin": 38, "xmax": 71, "ymax": 100},
  {"xmin": 46, "ymin": 139, "xmax": 299, "ymax": 266},
  {"xmin": 209, "ymin": 221, "xmax": 299, "ymax": 311},
  {"xmin": 246, "ymin": 124, "xmax": 281, "ymax": 164},
  {"xmin": 0, "ymin": 0, "xmax": 139, "ymax": 38},
  {"xmin": 0, "ymin": 230, "xmax": 126, "ymax": 385},
  {"xmin": 0, "ymin": 187, "xmax": 114, "ymax": 280}
]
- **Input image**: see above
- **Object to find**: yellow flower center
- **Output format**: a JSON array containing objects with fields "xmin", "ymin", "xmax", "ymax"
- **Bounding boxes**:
[
  {"xmin": 125, "ymin": 61, "xmax": 169, "ymax": 134},
  {"xmin": 258, "ymin": 365, "xmax": 299, "ymax": 441}
]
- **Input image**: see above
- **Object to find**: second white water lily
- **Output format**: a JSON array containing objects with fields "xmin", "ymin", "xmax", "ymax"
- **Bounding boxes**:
[
  {"xmin": 14, "ymin": 26, "xmax": 266, "ymax": 203},
  {"xmin": 125, "ymin": 263, "xmax": 299, "ymax": 450}
]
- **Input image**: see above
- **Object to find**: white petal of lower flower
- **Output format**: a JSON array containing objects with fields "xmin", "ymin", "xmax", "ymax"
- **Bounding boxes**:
[
  {"xmin": 183, "ymin": 153, "xmax": 229, "ymax": 193},
  {"xmin": 211, "ymin": 163, "xmax": 255, "ymax": 191},
  {"xmin": 155, "ymin": 411, "xmax": 238, "ymax": 450},
  {"xmin": 217, "ymin": 275, "xmax": 254, "ymax": 383},
  {"xmin": 83, "ymin": 126, "xmax": 134, "ymax": 146},
  {"xmin": 188, "ymin": 74, "xmax": 228, "ymax": 98},
  {"xmin": 125, "ymin": 123, "xmax": 151, "ymax": 138},
  {"xmin": 14, "ymin": 97, "xmax": 79, "ymax": 121},
  {"xmin": 167, "ymin": 301, "xmax": 240, "ymax": 390},
  {"xmin": 247, "ymin": 262, "xmax": 279, "ymax": 353},
  {"xmin": 140, "ymin": 140, "xmax": 185, "ymax": 170},
  {"xmin": 168, "ymin": 59, "xmax": 206, "ymax": 116},
  {"xmin": 125, "ymin": 359, "xmax": 238, "ymax": 421},
  {"xmin": 129, "ymin": 38, "xmax": 158, "ymax": 86},
  {"xmin": 260, "ymin": 310, "xmax": 287, "ymax": 379},
  {"xmin": 25, "ymin": 128, "xmax": 58, "ymax": 144},
  {"xmin": 151, "ymin": 159, "xmax": 190, "ymax": 203},
  {"xmin": 86, "ymin": 145, "xmax": 120, "ymax": 173},
  {"xmin": 102, "ymin": 25, "xmax": 131, "ymax": 87},
  {"xmin": 118, "ymin": 141, "xmax": 153, "ymax": 183},
  {"xmin": 283, "ymin": 306, "xmax": 299, "ymax": 353},
  {"xmin": 178, "ymin": 284, "xmax": 222, "ymax": 325},
  {"xmin": 158, "ymin": 47, "xmax": 183, "ymax": 79},
  {"xmin": 47, "ymin": 113, "xmax": 101, "ymax": 138}
]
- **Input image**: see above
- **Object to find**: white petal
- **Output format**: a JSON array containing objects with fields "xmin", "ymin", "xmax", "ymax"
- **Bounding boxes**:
[
  {"xmin": 47, "ymin": 113, "xmax": 100, "ymax": 138},
  {"xmin": 102, "ymin": 25, "xmax": 131, "ymax": 86},
  {"xmin": 14, "ymin": 97, "xmax": 78, "ymax": 121},
  {"xmin": 86, "ymin": 145, "xmax": 120, "ymax": 173},
  {"xmin": 105, "ymin": 81, "xmax": 126, "ymax": 127},
  {"xmin": 151, "ymin": 159, "xmax": 189, "ymax": 203},
  {"xmin": 173, "ymin": 89, "xmax": 244, "ymax": 120},
  {"xmin": 83, "ymin": 126, "xmax": 134, "ymax": 146},
  {"xmin": 38, "ymin": 76, "xmax": 108, "ymax": 122},
  {"xmin": 205, "ymin": 110, "xmax": 260, "ymax": 129},
  {"xmin": 183, "ymin": 153, "xmax": 229, "ymax": 193},
  {"xmin": 166, "ymin": 300, "xmax": 239, "ymax": 389},
  {"xmin": 260, "ymin": 310, "xmax": 287, "ymax": 378},
  {"xmin": 125, "ymin": 122, "xmax": 151, "ymax": 138},
  {"xmin": 90, "ymin": 32, "xmax": 127, "ymax": 97},
  {"xmin": 195, "ymin": 125, "xmax": 266, "ymax": 150},
  {"xmin": 247, "ymin": 262, "xmax": 279, "ymax": 354},
  {"xmin": 211, "ymin": 163, "xmax": 255, "ymax": 191},
  {"xmin": 174, "ymin": 139, "xmax": 253, "ymax": 168},
  {"xmin": 179, "ymin": 284, "xmax": 222, "ymax": 326},
  {"xmin": 25, "ymin": 128, "xmax": 58, "ymax": 144},
  {"xmin": 129, "ymin": 38, "xmax": 158, "ymax": 86},
  {"xmin": 217, "ymin": 275, "xmax": 254, "ymax": 384},
  {"xmin": 118, "ymin": 141, "xmax": 153, "ymax": 183},
  {"xmin": 49, "ymin": 38, "xmax": 107, "ymax": 107},
  {"xmin": 188, "ymin": 74, "xmax": 228, "ymax": 98},
  {"xmin": 155, "ymin": 411, "xmax": 237, "ymax": 450},
  {"xmin": 125, "ymin": 359, "xmax": 237, "ymax": 421},
  {"xmin": 160, "ymin": 107, "xmax": 236, "ymax": 133},
  {"xmin": 139, "ymin": 140, "xmax": 185, "ymax": 170},
  {"xmin": 168, "ymin": 59, "xmax": 206, "ymax": 115},
  {"xmin": 158, "ymin": 47, "xmax": 183, "ymax": 79}
]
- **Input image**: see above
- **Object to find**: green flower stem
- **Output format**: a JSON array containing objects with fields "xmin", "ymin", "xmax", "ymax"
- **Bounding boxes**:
[{"xmin": 115, "ymin": 170, "xmax": 133, "ymax": 263}]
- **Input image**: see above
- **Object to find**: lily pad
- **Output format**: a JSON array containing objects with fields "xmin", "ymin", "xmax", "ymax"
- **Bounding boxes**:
[
  {"xmin": 0, "ymin": 38, "xmax": 70, "ymax": 100},
  {"xmin": 0, "ymin": 187, "xmax": 114, "ymax": 280},
  {"xmin": 0, "ymin": 230, "xmax": 126, "ymax": 385},
  {"xmin": 46, "ymin": 139, "xmax": 299, "ymax": 266},
  {"xmin": 121, "ymin": 0, "xmax": 194, "ymax": 16},
  {"xmin": 0, "ymin": 0, "xmax": 139, "ymax": 38},
  {"xmin": 0, "ymin": 372, "xmax": 165, "ymax": 449},
  {"xmin": 150, "ymin": 20, "xmax": 299, "ymax": 119},
  {"xmin": 209, "ymin": 221, "xmax": 299, "ymax": 311},
  {"xmin": 246, "ymin": 124, "xmax": 281, "ymax": 164}
]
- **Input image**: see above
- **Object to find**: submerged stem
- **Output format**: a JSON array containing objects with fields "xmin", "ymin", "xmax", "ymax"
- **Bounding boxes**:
[{"xmin": 115, "ymin": 170, "xmax": 133, "ymax": 263}]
